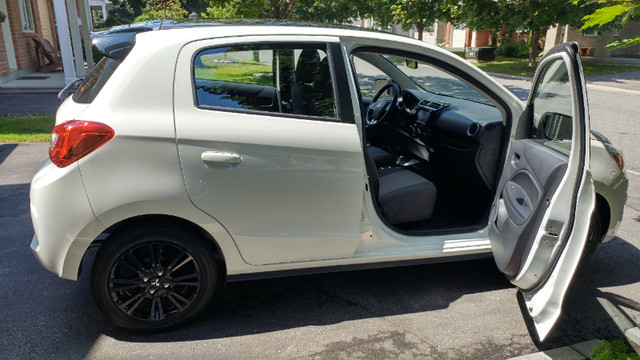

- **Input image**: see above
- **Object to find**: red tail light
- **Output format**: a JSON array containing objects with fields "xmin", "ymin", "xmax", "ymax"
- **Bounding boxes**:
[{"xmin": 49, "ymin": 120, "xmax": 115, "ymax": 168}]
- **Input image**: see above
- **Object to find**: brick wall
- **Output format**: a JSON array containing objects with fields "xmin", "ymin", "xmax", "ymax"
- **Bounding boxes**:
[
  {"xmin": 0, "ymin": 25, "xmax": 8, "ymax": 76},
  {"xmin": 475, "ymin": 30, "xmax": 492, "ymax": 47},
  {"xmin": 3, "ymin": 0, "xmax": 51, "ymax": 74},
  {"xmin": 445, "ymin": 22, "xmax": 451, "ymax": 46}
]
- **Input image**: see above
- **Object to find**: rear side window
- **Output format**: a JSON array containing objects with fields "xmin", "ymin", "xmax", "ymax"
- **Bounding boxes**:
[
  {"xmin": 193, "ymin": 44, "xmax": 337, "ymax": 119},
  {"xmin": 73, "ymin": 57, "xmax": 120, "ymax": 104}
]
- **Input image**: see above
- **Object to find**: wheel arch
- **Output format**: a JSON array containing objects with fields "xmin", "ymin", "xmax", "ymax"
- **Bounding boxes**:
[
  {"xmin": 86, "ymin": 214, "xmax": 228, "ymax": 285},
  {"xmin": 594, "ymin": 192, "xmax": 611, "ymax": 243}
]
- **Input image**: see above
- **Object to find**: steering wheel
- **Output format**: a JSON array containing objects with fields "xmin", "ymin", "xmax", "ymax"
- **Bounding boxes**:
[{"xmin": 365, "ymin": 82, "xmax": 400, "ymax": 129}]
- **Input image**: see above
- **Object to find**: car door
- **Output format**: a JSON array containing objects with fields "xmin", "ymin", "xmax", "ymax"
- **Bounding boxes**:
[
  {"xmin": 173, "ymin": 37, "xmax": 364, "ymax": 265},
  {"xmin": 489, "ymin": 42, "xmax": 595, "ymax": 341}
]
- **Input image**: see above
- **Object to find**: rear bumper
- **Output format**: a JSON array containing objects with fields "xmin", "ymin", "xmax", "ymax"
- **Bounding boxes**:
[{"xmin": 30, "ymin": 160, "xmax": 105, "ymax": 280}]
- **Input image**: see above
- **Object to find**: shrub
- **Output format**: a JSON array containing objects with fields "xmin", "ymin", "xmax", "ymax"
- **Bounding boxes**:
[
  {"xmin": 591, "ymin": 340, "xmax": 639, "ymax": 360},
  {"xmin": 496, "ymin": 42, "xmax": 530, "ymax": 58}
]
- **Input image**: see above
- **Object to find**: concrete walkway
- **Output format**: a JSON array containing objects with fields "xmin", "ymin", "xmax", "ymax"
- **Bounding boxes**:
[{"xmin": 0, "ymin": 69, "xmax": 65, "ymax": 94}]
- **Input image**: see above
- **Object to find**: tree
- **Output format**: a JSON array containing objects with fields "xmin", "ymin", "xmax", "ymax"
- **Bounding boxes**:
[
  {"xmin": 205, "ymin": 0, "xmax": 298, "ymax": 19},
  {"xmin": 134, "ymin": 0, "xmax": 188, "ymax": 22},
  {"xmin": 110, "ymin": 0, "xmax": 147, "ymax": 23},
  {"xmin": 453, "ymin": 0, "xmax": 587, "ymax": 67},
  {"xmin": 294, "ymin": 0, "xmax": 361, "ymax": 24},
  {"xmin": 391, "ymin": 0, "xmax": 451, "ymax": 40},
  {"xmin": 580, "ymin": 0, "xmax": 640, "ymax": 49}
]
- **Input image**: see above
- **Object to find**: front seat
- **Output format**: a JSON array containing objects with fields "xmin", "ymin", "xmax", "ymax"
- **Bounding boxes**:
[
  {"xmin": 291, "ymin": 49, "xmax": 320, "ymax": 115},
  {"xmin": 365, "ymin": 149, "xmax": 437, "ymax": 225},
  {"xmin": 367, "ymin": 145, "xmax": 395, "ymax": 167}
]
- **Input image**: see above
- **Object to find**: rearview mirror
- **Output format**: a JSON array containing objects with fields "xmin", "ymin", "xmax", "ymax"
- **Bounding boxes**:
[{"xmin": 406, "ymin": 59, "xmax": 418, "ymax": 69}]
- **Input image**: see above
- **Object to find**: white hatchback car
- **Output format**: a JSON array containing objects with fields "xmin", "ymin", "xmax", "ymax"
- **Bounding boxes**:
[{"xmin": 31, "ymin": 21, "xmax": 627, "ymax": 337}]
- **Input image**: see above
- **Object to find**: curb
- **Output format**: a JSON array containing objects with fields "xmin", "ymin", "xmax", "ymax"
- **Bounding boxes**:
[
  {"xmin": 0, "ymin": 87, "xmax": 62, "ymax": 94},
  {"xmin": 510, "ymin": 339, "xmax": 601, "ymax": 360}
]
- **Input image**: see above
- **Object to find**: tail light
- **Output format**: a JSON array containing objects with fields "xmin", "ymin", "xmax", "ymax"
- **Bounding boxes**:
[
  {"xmin": 49, "ymin": 120, "xmax": 114, "ymax": 168},
  {"xmin": 603, "ymin": 143, "xmax": 624, "ymax": 171}
]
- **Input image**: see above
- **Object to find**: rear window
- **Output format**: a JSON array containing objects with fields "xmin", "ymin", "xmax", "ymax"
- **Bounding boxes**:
[{"xmin": 73, "ymin": 57, "xmax": 120, "ymax": 104}]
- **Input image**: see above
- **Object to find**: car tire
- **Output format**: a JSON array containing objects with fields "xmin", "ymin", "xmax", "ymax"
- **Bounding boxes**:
[
  {"xmin": 91, "ymin": 226, "xmax": 217, "ymax": 331},
  {"xmin": 580, "ymin": 210, "xmax": 602, "ymax": 266}
]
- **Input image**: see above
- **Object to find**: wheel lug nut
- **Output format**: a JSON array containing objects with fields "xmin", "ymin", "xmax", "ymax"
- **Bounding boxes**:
[
  {"xmin": 142, "ymin": 276, "xmax": 149, "ymax": 282},
  {"xmin": 157, "ymin": 270, "xmax": 164, "ymax": 276},
  {"xmin": 163, "ymin": 283, "xmax": 170, "ymax": 288},
  {"xmin": 149, "ymin": 288, "xmax": 156, "ymax": 294}
]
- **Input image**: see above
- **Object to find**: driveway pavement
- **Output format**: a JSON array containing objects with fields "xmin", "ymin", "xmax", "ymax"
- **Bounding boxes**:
[
  {"xmin": 586, "ymin": 71, "xmax": 640, "ymax": 95},
  {"xmin": 0, "ymin": 93, "xmax": 59, "ymax": 116}
]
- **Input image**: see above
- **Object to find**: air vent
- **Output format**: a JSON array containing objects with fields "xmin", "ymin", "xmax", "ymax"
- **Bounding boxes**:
[
  {"xmin": 418, "ymin": 100, "xmax": 450, "ymax": 112},
  {"xmin": 467, "ymin": 122, "xmax": 480, "ymax": 136}
]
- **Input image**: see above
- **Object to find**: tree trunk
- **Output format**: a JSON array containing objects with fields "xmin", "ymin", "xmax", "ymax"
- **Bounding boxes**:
[
  {"xmin": 416, "ymin": 25, "xmax": 424, "ymax": 41},
  {"xmin": 528, "ymin": 30, "xmax": 540, "ymax": 67}
]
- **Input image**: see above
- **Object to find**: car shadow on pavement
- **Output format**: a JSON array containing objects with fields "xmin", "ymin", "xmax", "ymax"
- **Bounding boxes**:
[
  {"xmin": 94, "ymin": 235, "xmax": 640, "ymax": 347},
  {"xmin": 97, "ymin": 256, "xmax": 512, "ymax": 342},
  {"xmin": 0, "ymin": 143, "xmax": 18, "ymax": 166}
]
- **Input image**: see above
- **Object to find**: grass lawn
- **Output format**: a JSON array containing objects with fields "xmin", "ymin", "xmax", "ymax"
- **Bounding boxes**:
[
  {"xmin": 452, "ymin": 52, "xmax": 639, "ymax": 78},
  {"xmin": 0, "ymin": 115, "xmax": 55, "ymax": 143}
]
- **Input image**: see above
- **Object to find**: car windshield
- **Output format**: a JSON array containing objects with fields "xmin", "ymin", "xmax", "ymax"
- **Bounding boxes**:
[{"xmin": 385, "ymin": 55, "xmax": 495, "ymax": 106}]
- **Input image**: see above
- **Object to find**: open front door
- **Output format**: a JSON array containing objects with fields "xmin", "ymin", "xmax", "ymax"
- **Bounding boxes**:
[{"xmin": 489, "ymin": 43, "xmax": 595, "ymax": 341}]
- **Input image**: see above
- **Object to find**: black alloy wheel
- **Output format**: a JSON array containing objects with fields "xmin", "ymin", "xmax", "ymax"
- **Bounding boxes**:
[{"xmin": 91, "ymin": 227, "xmax": 217, "ymax": 331}]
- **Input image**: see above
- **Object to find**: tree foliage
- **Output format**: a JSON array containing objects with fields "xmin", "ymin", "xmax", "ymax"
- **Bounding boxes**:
[
  {"xmin": 579, "ymin": 0, "xmax": 640, "ymax": 49},
  {"xmin": 134, "ymin": 0, "xmax": 188, "ymax": 22},
  {"xmin": 110, "ymin": 0, "xmax": 147, "ymax": 23},
  {"xmin": 294, "ymin": 0, "xmax": 363, "ymax": 23},
  {"xmin": 391, "ymin": 0, "xmax": 452, "ymax": 40},
  {"xmin": 453, "ymin": 0, "xmax": 587, "ymax": 66},
  {"xmin": 205, "ymin": 0, "xmax": 298, "ymax": 19}
]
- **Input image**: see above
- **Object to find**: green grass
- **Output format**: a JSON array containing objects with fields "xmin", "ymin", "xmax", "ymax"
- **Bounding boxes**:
[
  {"xmin": 452, "ymin": 53, "xmax": 639, "ymax": 78},
  {"xmin": 0, "ymin": 115, "xmax": 55, "ymax": 143},
  {"xmin": 195, "ymin": 55, "xmax": 273, "ymax": 86}
]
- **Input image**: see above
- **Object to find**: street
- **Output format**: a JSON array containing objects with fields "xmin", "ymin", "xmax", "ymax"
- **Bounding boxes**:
[{"xmin": 0, "ymin": 76, "xmax": 638, "ymax": 359}]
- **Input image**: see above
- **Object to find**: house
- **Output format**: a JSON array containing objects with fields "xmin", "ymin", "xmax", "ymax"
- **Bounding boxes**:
[
  {"xmin": 0, "ymin": 0, "xmax": 58, "ymax": 81},
  {"xmin": 544, "ymin": 22, "xmax": 640, "ymax": 60},
  {"xmin": 1, "ymin": 0, "xmax": 102, "ymax": 86}
]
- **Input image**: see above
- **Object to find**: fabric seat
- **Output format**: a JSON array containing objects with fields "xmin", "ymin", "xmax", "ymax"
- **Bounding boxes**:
[
  {"xmin": 365, "ymin": 150, "xmax": 437, "ymax": 225},
  {"xmin": 291, "ymin": 49, "xmax": 320, "ymax": 115},
  {"xmin": 366, "ymin": 145, "xmax": 395, "ymax": 167}
]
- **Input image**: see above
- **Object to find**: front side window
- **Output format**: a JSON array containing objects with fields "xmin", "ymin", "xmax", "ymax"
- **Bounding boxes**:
[
  {"xmin": 530, "ymin": 58, "xmax": 573, "ymax": 151},
  {"xmin": 18, "ymin": 0, "xmax": 35, "ymax": 33},
  {"xmin": 193, "ymin": 44, "xmax": 337, "ymax": 119}
]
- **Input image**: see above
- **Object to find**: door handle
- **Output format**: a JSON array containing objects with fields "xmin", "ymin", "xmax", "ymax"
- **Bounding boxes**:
[{"xmin": 201, "ymin": 151, "xmax": 242, "ymax": 166}]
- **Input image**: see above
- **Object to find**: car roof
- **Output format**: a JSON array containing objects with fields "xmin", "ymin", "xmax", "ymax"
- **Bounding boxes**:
[{"xmin": 91, "ymin": 19, "xmax": 442, "ymax": 60}]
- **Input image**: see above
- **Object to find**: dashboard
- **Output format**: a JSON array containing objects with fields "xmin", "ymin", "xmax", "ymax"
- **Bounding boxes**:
[{"xmin": 388, "ymin": 89, "xmax": 505, "ymax": 190}]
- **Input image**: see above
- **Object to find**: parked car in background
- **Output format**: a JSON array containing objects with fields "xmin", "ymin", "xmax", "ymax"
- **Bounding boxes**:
[{"xmin": 31, "ymin": 20, "xmax": 627, "ymax": 338}]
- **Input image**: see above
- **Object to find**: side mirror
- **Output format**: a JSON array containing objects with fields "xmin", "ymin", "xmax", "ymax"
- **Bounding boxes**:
[{"xmin": 542, "ymin": 112, "xmax": 572, "ymax": 141}]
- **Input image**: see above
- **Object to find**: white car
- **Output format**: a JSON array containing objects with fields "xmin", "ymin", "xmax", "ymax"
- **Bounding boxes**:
[{"xmin": 31, "ymin": 21, "xmax": 627, "ymax": 337}]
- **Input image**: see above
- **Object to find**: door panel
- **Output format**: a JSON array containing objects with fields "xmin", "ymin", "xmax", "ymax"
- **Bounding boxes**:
[
  {"xmin": 489, "ymin": 43, "xmax": 594, "ymax": 340},
  {"xmin": 492, "ymin": 139, "xmax": 567, "ymax": 278},
  {"xmin": 173, "ymin": 37, "xmax": 364, "ymax": 266}
]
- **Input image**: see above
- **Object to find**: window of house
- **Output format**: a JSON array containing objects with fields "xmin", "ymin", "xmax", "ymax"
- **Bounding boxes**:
[
  {"xmin": 193, "ymin": 43, "xmax": 337, "ymax": 119},
  {"xmin": 18, "ymin": 0, "xmax": 36, "ymax": 33}
]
